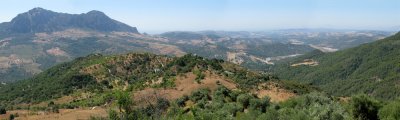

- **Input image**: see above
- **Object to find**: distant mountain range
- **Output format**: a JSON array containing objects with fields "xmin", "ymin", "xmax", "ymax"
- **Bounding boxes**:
[
  {"xmin": 0, "ymin": 8, "xmax": 315, "ymax": 82},
  {"xmin": 0, "ymin": 8, "xmax": 393, "ymax": 82}
]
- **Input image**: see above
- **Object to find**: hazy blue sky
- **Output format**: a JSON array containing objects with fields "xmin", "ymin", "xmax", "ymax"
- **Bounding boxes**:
[{"xmin": 0, "ymin": 0, "xmax": 399, "ymax": 33}]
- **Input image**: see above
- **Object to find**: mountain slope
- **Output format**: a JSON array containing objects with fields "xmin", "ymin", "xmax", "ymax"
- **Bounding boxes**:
[
  {"xmin": 0, "ymin": 7, "xmax": 138, "ymax": 33},
  {"xmin": 0, "ymin": 53, "xmax": 316, "ymax": 107},
  {"xmin": 273, "ymin": 32, "xmax": 400, "ymax": 100}
]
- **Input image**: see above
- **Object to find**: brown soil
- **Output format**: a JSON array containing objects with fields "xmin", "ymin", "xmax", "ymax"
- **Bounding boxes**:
[
  {"xmin": 252, "ymin": 82, "xmax": 297, "ymax": 103},
  {"xmin": 148, "ymin": 43, "xmax": 186, "ymax": 57},
  {"xmin": 226, "ymin": 52, "xmax": 245, "ymax": 64},
  {"xmin": 0, "ymin": 108, "xmax": 107, "ymax": 120},
  {"xmin": 46, "ymin": 47, "xmax": 68, "ymax": 56},
  {"xmin": 291, "ymin": 59, "xmax": 319, "ymax": 67},
  {"xmin": 134, "ymin": 71, "xmax": 237, "ymax": 105},
  {"xmin": 338, "ymin": 97, "xmax": 350, "ymax": 103}
]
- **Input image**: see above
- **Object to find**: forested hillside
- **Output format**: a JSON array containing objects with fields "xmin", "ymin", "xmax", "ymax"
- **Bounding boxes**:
[{"xmin": 273, "ymin": 32, "xmax": 400, "ymax": 100}]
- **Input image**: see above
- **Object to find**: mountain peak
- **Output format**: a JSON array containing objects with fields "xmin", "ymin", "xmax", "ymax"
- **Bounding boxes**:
[
  {"xmin": 26, "ymin": 7, "xmax": 54, "ymax": 15},
  {"xmin": 86, "ymin": 10, "xmax": 106, "ymax": 15},
  {"xmin": 28, "ymin": 7, "xmax": 47, "ymax": 12},
  {"xmin": 84, "ymin": 10, "xmax": 109, "ymax": 19},
  {"xmin": 1, "ymin": 8, "xmax": 139, "ymax": 34}
]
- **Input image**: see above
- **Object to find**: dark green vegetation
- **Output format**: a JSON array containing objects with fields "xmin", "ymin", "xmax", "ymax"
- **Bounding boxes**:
[
  {"xmin": 0, "ymin": 107, "xmax": 6, "ymax": 114},
  {"xmin": 349, "ymin": 95, "xmax": 381, "ymax": 120},
  {"xmin": 273, "ymin": 32, "xmax": 400, "ymax": 100},
  {"xmin": 379, "ymin": 99, "xmax": 400, "ymax": 120},
  {"xmin": 97, "ymin": 86, "xmax": 400, "ymax": 120}
]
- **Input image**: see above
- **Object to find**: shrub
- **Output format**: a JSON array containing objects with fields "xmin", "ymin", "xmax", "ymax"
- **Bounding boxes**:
[
  {"xmin": 256, "ymin": 109, "xmax": 279, "ymax": 120},
  {"xmin": 48, "ymin": 101, "xmax": 55, "ymax": 107},
  {"xmin": 221, "ymin": 103, "xmax": 241, "ymax": 117},
  {"xmin": 236, "ymin": 94, "xmax": 253, "ymax": 109},
  {"xmin": 278, "ymin": 108, "xmax": 309, "ymax": 120},
  {"xmin": 280, "ymin": 93, "xmax": 350, "ymax": 120},
  {"xmin": 236, "ymin": 109, "xmax": 262, "ymax": 120},
  {"xmin": 9, "ymin": 114, "xmax": 15, "ymax": 120},
  {"xmin": 213, "ymin": 86, "xmax": 232, "ymax": 102},
  {"xmin": 0, "ymin": 107, "xmax": 6, "ymax": 114},
  {"xmin": 160, "ymin": 77, "xmax": 176, "ymax": 88},
  {"xmin": 108, "ymin": 109, "xmax": 119, "ymax": 120},
  {"xmin": 190, "ymin": 88, "xmax": 210, "ymax": 102},
  {"xmin": 228, "ymin": 90, "xmax": 243, "ymax": 102},
  {"xmin": 176, "ymin": 95, "xmax": 189, "ymax": 107},
  {"xmin": 249, "ymin": 97, "xmax": 270, "ymax": 112},
  {"xmin": 196, "ymin": 99, "xmax": 208, "ymax": 109},
  {"xmin": 379, "ymin": 99, "xmax": 400, "ymax": 120},
  {"xmin": 215, "ymin": 86, "xmax": 231, "ymax": 97},
  {"xmin": 89, "ymin": 116, "xmax": 108, "ymax": 120},
  {"xmin": 156, "ymin": 98, "xmax": 170, "ymax": 112},
  {"xmin": 350, "ymin": 94, "xmax": 381, "ymax": 120},
  {"xmin": 193, "ymin": 70, "xmax": 205, "ymax": 83},
  {"xmin": 115, "ymin": 91, "xmax": 133, "ymax": 113}
]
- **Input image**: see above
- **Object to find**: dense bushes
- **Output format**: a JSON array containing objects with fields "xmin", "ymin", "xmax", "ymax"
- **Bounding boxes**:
[
  {"xmin": 349, "ymin": 94, "xmax": 381, "ymax": 120},
  {"xmin": 379, "ymin": 99, "xmax": 400, "ymax": 120},
  {"xmin": 119, "ymin": 86, "xmax": 345, "ymax": 120},
  {"xmin": 189, "ymin": 88, "xmax": 210, "ymax": 102},
  {"xmin": 279, "ymin": 92, "xmax": 350, "ymax": 120},
  {"xmin": 167, "ymin": 89, "xmax": 349, "ymax": 120},
  {"xmin": 249, "ymin": 97, "xmax": 270, "ymax": 112},
  {"xmin": 272, "ymin": 33, "xmax": 400, "ymax": 100},
  {"xmin": 96, "ymin": 85, "xmax": 400, "ymax": 120}
]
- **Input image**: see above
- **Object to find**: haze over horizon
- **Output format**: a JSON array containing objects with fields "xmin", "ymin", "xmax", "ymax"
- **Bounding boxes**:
[{"xmin": 0, "ymin": 0, "xmax": 399, "ymax": 33}]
